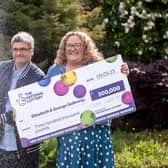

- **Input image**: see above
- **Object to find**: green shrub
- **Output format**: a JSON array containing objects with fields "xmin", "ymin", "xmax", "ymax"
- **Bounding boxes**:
[
  {"xmin": 113, "ymin": 129, "xmax": 168, "ymax": 168},
  {"xmin": 40, "ymin": 138, "xmax": 57, "ymax": 168}
]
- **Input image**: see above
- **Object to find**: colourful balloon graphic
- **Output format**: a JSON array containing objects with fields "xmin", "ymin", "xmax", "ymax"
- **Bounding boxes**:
[
  {"xmin": 121, "ymin": 91, "xmax": 133, "ymax": 104},
  {"xmin": 61, "ymin": 71, "xmax": 77, "ymax": 86},
  {"xmin": 12, "ymin": 108, "xmax": 16, "ymax": 120},
  {"xmin": 54, "ymin": 80, "xmax": 69, "ymax": 96},
  {"xmin": 105, "ymin": 56, "xmax": 117, "ymax": 63},
  {"xmin": 77, "ymin": 124, "xmax": 87, "ymax": 130},
  {"xmin": 20, "ymin": 138, "xmax": 31, "ymax": 148},
  {"xmin": 80, "ymin": 110, "xmax": 96, "ymax": 126},
  {"xmin": 73, "ymin": 84, "xmax": 86, "ymax": 98},
  {"xmin": 38, "ymin": 77, "xmax": 51, "ymax": 87}
]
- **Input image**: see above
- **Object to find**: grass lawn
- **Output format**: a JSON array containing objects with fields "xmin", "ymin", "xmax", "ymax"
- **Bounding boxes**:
[{"xmin": 113, "ymin": 129, "xmax": 168, "ymax": 168}]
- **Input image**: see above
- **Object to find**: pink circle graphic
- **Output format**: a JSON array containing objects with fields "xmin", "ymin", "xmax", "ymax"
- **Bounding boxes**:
[
  {"xmin": 121, "ymin": 91, "xmax": 133, "ymax": 104},
  {"xmin": 77, "ymin": 124, "xmax": 87, "ymax": 130},
  {"xmin": 54, "ymin": 80, "xmax": 69, "ymax": 96},
  {"xmin": 73, "ymin": 84, "xmax": 86, "ymax": 98}
]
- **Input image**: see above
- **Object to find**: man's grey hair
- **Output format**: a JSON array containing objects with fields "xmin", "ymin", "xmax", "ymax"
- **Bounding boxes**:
[{"xmin": 11, "ymin": 31, "xmax": 34, "ymax": 49}]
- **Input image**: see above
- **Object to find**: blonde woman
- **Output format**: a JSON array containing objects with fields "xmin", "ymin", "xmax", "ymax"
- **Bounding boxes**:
[{"xmin": 47, "ymin": 31, "xmax": 129, "ymax": 168}]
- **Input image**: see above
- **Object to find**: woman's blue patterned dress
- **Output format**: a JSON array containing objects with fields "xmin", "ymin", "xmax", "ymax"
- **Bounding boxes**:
[{"xmin": 47, "ymin": 65, "xmax": 114, "ymax": 168}]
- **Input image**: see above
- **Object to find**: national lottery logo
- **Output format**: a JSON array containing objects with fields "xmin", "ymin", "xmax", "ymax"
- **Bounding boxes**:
[
  {"xmin": 16, "ymin": 92, "xmax": 44, "ymax": 106},
  {"xmin": 16, "ymin": 93, "xmax": 26, "ymax": 106}
]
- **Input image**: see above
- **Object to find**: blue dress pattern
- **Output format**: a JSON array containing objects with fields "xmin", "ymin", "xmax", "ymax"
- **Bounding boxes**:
[{"xmin": 47, "ymin": 65, "xmax": 114, "ymax": 168}]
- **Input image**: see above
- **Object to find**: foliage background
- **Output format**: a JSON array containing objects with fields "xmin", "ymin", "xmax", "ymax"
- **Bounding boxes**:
[
  {"xmin": 0, "ymin": 0, "xmax": 168, "ymax": 167},
  {"xmin": 1, "ymin": 0, "xmax": 167, "ymax": 66},
  {"xmin": 100, "ymin": 0, "xmax": 168, "ymax": 63}
]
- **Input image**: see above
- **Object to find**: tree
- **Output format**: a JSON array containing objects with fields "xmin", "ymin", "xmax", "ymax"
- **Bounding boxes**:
[
  {"xmin": 0, "ymin": 0, "xmax": 11, "ymax": 60},
  {"xmin": 100, "ymin": 0, "xmax": 168, "ymax": 63},
  {"xmin": 1, "ymin": 0, "xmax": 80, "ymax": 70},
  {"xmin": 1, "ymin": 0, "xmax": 107, "ymax": 68}
]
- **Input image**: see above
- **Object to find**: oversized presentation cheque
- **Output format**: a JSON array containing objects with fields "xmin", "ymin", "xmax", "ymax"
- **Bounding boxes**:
[{"xmin": 8, "ymin": 55, "xmax": 136, "ymax": 148}]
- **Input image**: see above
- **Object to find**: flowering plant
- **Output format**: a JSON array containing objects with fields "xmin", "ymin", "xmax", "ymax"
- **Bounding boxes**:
[{"xmin": 102, "ymin": 0, "xmax": 168, "ymax": 63}]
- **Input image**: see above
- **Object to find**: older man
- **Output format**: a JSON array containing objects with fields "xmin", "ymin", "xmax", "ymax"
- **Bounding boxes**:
[{"xmin": 0, "ymin": 32, "xmax": 45, "ymax": 168}]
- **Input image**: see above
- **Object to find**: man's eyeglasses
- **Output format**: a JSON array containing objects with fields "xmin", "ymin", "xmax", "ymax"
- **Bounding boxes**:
[
  {"xmin": 66, "ymin": 43, "xmax": 82, "ymax": 50},
  {"xmin": 12, "ymin": 48, "xmax": 31, "ymax": 52}
]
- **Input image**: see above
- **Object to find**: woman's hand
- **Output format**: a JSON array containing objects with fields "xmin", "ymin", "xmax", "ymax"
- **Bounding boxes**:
[{"xmin": 121, "ymin": 63, "xmax": 129, "ymax": 75}]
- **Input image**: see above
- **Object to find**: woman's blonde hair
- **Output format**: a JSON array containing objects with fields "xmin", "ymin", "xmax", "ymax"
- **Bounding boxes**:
[{"xmin": 54, "ymin": 31, "xmax": 103, "ymax": 65}]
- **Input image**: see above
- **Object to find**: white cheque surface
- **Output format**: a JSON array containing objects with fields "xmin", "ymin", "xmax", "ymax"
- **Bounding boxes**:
[{"xmin": 8, "ymin": 55, "xmax": 136, "ymax": 147}]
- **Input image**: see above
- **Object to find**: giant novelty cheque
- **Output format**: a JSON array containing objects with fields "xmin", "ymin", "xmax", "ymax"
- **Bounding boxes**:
[{"xmin": 8, "ymin": 55, "xmax": 136, "ymax": 148}]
